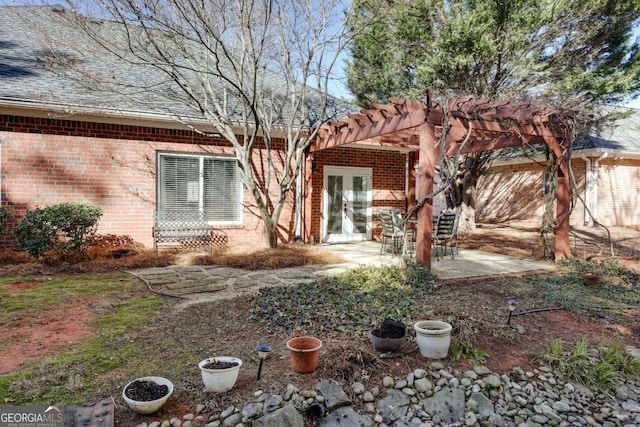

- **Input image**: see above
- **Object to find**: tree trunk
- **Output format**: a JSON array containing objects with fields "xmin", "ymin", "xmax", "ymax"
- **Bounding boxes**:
[
  {"xmin": 262, "ymin": 217, "xmax": 278, "ymax": 249},
  {"xmin": 443, "ymin": 153, "xmax": 488, "ymax": 231}
]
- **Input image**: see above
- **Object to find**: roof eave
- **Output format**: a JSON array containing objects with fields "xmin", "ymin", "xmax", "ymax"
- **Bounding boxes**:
[
  {"xmin": 0, "ymin": 97, "xmax": 291, "ymax": 139},
  {"xmin": 492, "ymin": 147, "xmax": 640, "ymax": 166}
]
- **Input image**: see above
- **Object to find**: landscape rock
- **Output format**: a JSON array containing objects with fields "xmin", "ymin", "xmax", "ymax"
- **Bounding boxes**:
[
  {"xmin": 134, "ymin": 357, "xmax": 640, "ymax": 427},
  {"xmin": 315, "ymin": 379, "xmax": 351, "ymax": 410},
  {"xmin": 319, "ymin": 406, "xmax": 373, "ymax": 427},
  {"xmin": 377, "ymin": 389, "xmax": 411, "ymax": 423},
  {"xmin": 422, "ymin": 387, "xmax": 466, "ymax": 424},
  {"xmin": 252, "ymin": 404, "xmax": 304, "ymax": 427}
]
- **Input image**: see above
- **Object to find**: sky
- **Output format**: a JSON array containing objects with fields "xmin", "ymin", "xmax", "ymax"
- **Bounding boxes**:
[{"xmin": 625, "ymin": 98, "xmax": 640, "ymax": 109}]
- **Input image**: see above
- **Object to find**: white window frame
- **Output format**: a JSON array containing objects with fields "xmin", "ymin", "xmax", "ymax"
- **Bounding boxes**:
[{"xmin": 157, "ymin": 152, "xmax": 243, "ymax": 225}]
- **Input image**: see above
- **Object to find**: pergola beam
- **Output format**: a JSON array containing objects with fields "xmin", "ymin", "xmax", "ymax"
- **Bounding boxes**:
[{"xmin": 312, "ymin": 108, "xmax": 427, "ymax": 152}]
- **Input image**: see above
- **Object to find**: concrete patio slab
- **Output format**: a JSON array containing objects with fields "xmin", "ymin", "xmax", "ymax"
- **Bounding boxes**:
[{"xmin": 320, "ymin": 241, "xmax": 556, "ymax": 280}]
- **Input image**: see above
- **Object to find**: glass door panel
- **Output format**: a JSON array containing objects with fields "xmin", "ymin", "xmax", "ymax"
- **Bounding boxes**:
[
  {"xmin": 326, "ymin": 175, "xmax": 344, "ymax": 236},
  {"xmin": 323, "ymin": 167, "xmax": 372, "ymax": 242},
  {"xmin": 352, "ymin": 175, "xmax": 368, "ymax": 234}
]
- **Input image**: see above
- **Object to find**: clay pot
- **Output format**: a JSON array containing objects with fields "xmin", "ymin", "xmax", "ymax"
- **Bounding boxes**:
[{"xmin": 286, "ymin": 336, "xmax": 322, "ymax": 373}]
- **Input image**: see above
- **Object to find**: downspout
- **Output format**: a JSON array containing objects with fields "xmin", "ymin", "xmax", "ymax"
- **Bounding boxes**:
[
  {"xmin": 579, "ymin": 155, "xmax": 591, "ymax": 226},
  {"xmin": 591, "ymin": 152, "xmax": 608, "ymax": 224}
]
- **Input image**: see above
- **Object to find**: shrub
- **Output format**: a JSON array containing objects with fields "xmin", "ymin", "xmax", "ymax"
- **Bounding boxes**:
[
  {"xmin": 403, "ymin": 258, "xmax": 438, "ymax": 289},
  {"xmin": 0, "ymin": 206, "xmax": 11, "ymax": 234},
  {"xmin": 15, "ymin": 202, "xmax": 103, "ymax": 260}
]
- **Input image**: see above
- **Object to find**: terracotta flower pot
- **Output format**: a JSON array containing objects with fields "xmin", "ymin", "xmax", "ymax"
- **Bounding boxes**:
[{"xmin": 286, "ymin": 336, "xmax": 322, "ymax": 373}]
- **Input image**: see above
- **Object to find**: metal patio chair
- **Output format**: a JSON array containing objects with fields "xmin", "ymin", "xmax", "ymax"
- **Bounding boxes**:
[
  {"xmin": 432, "ymin": 210, "xmax": 461, "ymax": 260},
  {"xmin": 378, "ymin": 209, "xmax": 405, "ymax": 254}
]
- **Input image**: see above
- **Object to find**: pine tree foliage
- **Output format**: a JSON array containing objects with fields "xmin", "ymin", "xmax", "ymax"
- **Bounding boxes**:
[
  {"xmin": 347, "ymin": 0, "xmax": 640, "ymax": 109},
  {"xmin": 346, "ymin": 0, "xmax": 640, "ymax": 228}
]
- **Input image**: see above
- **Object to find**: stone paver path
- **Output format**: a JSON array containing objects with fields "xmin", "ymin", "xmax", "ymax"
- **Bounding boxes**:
[
  {"xmin": 128, "ymin": 263, "xmax": 356, "ymax": 300},
  {"xmin": 128, "ymin": 241, "xmax": 556, "ymax": 302}
]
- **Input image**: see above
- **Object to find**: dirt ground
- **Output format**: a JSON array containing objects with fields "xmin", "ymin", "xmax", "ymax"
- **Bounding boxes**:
[{"xmin": 1, "ymin": 222, "xmax": 639, "ymax": 424}]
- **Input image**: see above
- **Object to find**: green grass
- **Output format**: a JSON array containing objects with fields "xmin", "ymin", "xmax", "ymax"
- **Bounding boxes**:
[
  {"xmin": 0, "ymin": 274, "xmax": 139, "ymax": 322},
  {"xmin": 0, "ymin": 274, "xmax": 164, "ymax": 405},
  {"xmin": 538, "ymin": 336, "xmax": 640, "ymax": 394},
  {"xmin": 450, "ymin": 341, "xmax": 489, "ymax": 365}
]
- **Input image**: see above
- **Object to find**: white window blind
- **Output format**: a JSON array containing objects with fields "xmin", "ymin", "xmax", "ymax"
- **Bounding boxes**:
[{"xmin": 158, "ymin": 153, "xmax": 241, "ymax": 222}]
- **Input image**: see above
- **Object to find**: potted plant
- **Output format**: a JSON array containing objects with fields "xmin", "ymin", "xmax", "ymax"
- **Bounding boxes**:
[
  {"xmin": 369, "ymin": 318, "xmax": 406, "ymax": 352},
  {"xmin": 122, "ymin": 376, "xmax": 173, "ymax": 414},
  {"xmin": 198, "ymin": 356, "xmax": 242, "ymax": 392}
]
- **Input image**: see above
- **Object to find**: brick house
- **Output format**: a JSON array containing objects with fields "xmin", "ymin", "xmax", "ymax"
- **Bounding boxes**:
[
  {"xmin": 476, "ymin": 109, "xmax": 640, "ymax": 228},
  {"xmin": 3, "ymin": 6, "xmax": 632, "ymax": 255},
  {"xmin": 0, "ymin": 5, "xmax": 411, "ymax": 249}
]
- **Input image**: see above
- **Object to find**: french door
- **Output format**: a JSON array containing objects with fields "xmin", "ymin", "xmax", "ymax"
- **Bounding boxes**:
[{"xmin": 323, "ymin": 166, "xmax": 372, "ymax": 243}]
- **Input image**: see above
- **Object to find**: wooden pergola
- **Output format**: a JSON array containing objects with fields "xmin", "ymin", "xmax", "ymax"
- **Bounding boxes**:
[{"xmin": 307, "ymin": 95, "xmax": 574, "ymax": 268}]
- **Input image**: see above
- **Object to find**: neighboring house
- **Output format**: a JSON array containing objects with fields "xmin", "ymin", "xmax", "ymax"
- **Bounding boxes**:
[
  {"xmin": 476, "ymin": 109, "xmax": 640, "ymax": 227},
  {"xmin": 0, "ymin": 5, "xmax": 411, "ymax": 249}
]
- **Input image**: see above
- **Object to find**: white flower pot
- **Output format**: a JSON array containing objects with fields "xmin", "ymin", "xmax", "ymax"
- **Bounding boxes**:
[
  {"xmin": 414, "ymin": 320, "xmax": 452, "ymax": 359},
  {"xmin": 122, "ymin": 376, "xmax": 173, "ymax": 415},
  {"xmin": 198, "ymin": 356, "xmax": 242, "ymax": 392}
]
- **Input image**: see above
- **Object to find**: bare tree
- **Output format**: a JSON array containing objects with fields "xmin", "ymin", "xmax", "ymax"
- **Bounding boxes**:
[{"xmin": 31, "ymin": 0, "xmax": 366, "ymax": 248}]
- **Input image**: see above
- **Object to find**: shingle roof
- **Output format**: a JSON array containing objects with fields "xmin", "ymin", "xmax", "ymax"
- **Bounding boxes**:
[
  {"xmin": 573, "ymin": 108, "xmax": 640, "ymax": 154},
  {"xmin": 0, "ymin": 5, "xmax": 357, "ymax": 127},
  {"xmin": 488, "ymin": 107, "xmax": 640, "ymax": 164}
]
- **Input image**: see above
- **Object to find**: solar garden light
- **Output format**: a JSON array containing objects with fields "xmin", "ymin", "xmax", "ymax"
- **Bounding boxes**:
[
  {"xmin": 256, "ymin": 341, "xmax": 271, "ymax": 380},
  {"xmin": 507, "ymin": 299, "xmax": 518, "ymax": 326}
]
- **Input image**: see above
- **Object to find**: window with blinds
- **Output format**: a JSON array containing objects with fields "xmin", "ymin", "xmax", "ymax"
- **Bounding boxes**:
[{"xmin": 157, "ymin": 153, "xmax": 242, "ymax": 223}]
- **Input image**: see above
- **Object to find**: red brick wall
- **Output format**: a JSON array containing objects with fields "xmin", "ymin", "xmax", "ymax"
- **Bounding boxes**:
[
  {"xmin": 0, "ymin": 114, "xmax": 295, "ymax": 248},
  {"xmin": 307, "ymin": 147, "xmax": 408, "ymax": 242}
]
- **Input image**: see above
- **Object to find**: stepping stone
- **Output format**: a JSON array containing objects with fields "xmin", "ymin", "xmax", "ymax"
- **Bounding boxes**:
[
  {"xmin": 233, "ymin": 277, "xmax": 261, "ymax": 289},
  {"xmin": 64, "ymin": 398, "xmax": 114, "ymax": 427}
]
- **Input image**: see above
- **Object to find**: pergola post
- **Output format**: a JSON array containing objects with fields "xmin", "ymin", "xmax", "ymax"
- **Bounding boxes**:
[{"xmin": 415, "ymin": 123, "xmax": 439, "ymax": 268}]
